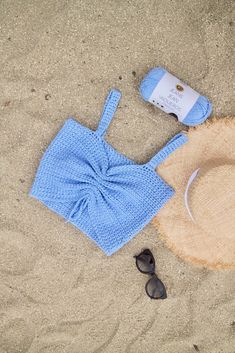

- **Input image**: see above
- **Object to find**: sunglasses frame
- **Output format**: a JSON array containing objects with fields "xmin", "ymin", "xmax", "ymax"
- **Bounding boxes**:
[
  {"xmin": 134, "ymin": 249, "xmax": 167, "ymax": 300},
  {"xmin": 134, "ymin": 248, "xmax": 156, "ymax": 275}
]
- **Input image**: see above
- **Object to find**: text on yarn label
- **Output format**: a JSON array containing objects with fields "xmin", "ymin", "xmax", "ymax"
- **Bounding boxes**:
[{"xmin": 148, "ymin": 71, "xmax": 200, "ymax": 122}]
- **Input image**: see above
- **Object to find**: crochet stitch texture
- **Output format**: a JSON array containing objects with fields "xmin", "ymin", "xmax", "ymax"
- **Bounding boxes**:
[{"xmin": 30, "ymin": 89, "xmax": 188, "ymax": 255}]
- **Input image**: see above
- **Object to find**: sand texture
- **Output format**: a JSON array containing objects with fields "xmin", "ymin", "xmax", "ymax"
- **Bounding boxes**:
[{"xmin": 0, "ymin": 0, "xmax": 234, "ymax": 352}]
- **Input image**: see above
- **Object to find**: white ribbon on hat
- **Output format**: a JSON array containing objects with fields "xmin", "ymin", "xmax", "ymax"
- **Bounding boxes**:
[{"xmin": 184, "ymin": 168, "xmax": 200, "ymax": 222}]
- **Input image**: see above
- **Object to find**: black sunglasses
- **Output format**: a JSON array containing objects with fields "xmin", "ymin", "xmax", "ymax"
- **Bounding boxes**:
[{"xmin": 134, "ymin": 249, "xmax": 167, "ymax": 300}]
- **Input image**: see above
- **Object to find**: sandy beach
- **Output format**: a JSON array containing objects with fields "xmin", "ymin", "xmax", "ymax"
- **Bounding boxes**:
[{"xmin": 0, "ymin": 0, "xmax": 234, "ymax": 352}]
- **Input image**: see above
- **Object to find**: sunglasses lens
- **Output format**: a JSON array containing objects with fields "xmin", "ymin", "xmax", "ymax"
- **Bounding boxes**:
[
  {"xmin": 145, "ymin": 276, "xmax": 167, "ymax": 299},
  {"xmin": 135, "ymin": 249, "xmax": 155, "ymax": 274}
]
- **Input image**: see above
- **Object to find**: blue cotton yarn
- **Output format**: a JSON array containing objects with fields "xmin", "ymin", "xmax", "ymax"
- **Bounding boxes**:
[
  {"xmin": 140, "ymin": 67, "xmax": 212, "ymax": 126},
  {"xmin": 30, "ymin": 89, "xmax": 188, "ymax": 256}
]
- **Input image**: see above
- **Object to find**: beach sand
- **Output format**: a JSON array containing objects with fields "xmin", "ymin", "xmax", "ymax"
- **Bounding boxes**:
[{"xmin": 0, "ymin": 0, "xmax": 234, "ymax": 352}]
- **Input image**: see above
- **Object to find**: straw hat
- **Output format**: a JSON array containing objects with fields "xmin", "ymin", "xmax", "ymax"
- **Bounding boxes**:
[{"xmin": 152, "ymin": 117, "xmax": 235, "ymax": 270}]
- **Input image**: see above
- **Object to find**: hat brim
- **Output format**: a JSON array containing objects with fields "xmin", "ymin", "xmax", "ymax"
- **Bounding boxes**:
[{"xmin": 152, "ymin": 117, "xmax": 235, "ymax": 270}]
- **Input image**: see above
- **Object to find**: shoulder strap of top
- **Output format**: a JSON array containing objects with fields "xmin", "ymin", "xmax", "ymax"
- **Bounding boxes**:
[
  {"xmin": 96, "ymin": 89, "xmax": 121, "ymax": 137},
  {"xmin": 146, "ymin": 132, "xmax": 188, "ymax": 169}
]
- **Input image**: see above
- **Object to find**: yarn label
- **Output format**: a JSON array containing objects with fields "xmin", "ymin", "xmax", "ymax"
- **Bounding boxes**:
[{"xmin": 148, "ymin": 71, "xmax": 200, "ymax": 122}]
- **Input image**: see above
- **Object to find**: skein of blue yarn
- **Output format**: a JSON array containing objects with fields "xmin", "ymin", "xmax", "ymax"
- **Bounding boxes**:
[{"xmin": 140, "ymin": 67, "xmax": 212, "ymax": 126}]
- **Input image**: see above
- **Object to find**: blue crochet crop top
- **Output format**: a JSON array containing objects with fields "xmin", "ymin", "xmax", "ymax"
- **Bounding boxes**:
[{"xmin": 30, "ymin": 89, "xmax": 188, "ymax": 255}]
